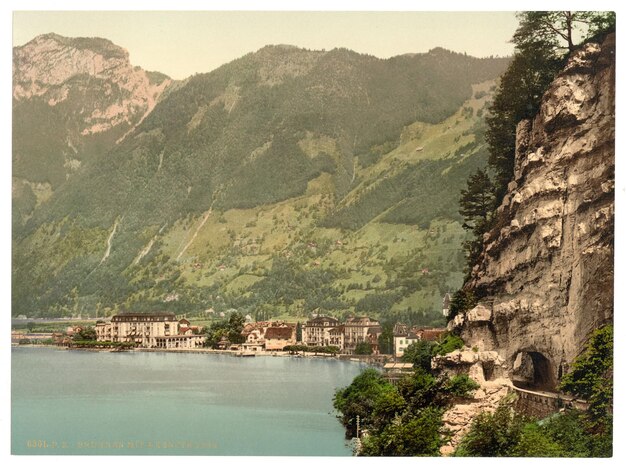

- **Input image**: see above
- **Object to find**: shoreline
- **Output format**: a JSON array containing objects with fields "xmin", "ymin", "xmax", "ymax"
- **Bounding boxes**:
[{"xmin": 12, "ymin": 343, "xmax": 387, "ymax": 366}]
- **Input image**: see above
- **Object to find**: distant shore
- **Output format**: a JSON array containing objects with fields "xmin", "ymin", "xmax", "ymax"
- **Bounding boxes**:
[{"xmin": 12, "ymin": 343, "xmax": 387, "ymax": 366}]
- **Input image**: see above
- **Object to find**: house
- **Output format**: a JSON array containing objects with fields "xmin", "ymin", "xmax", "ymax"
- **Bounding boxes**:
[
  {"xmin": 328, "ymin": 326, "xmax": 345, "ymax": 351},
  {"xmin": 241, "ymin": 321, "xmax": 295, "ymax": 351},
  {"xmin": 393, "ymin": 324, "xmax": 447, "ymax": 358},
  {"xmin": 264, "ymin": 326, "xmax": 296, "ymax": 351},
  {"xmin": 394, "ymin": 330, "xmax": 422, "ymax": 358},
  {"xmin": 417, "ymin": 328, "xmax": 446, "ymax": 342},
  {"xmin": 242, "ymin": 325, "xmax": 266, "ymax": 352},
  {"xmin": 343, "ymin": 316, "xmax": 382, "ymax": 354},
  {"xmin": 302, "ymin": 316, "xmax": 340, "ymax": 347}
]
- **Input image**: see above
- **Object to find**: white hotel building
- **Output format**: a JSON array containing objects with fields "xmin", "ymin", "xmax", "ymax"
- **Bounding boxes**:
[{"xmin": 95, "ymin": 312, "xmax": 204, "ymax": 349}]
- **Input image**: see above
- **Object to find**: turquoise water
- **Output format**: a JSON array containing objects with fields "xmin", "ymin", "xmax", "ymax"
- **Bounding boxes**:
[{"xmin": 12, "ymin": 347, "xmax": 365, "ymax": 455}]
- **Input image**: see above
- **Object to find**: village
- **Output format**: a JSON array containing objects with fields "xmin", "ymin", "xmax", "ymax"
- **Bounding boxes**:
[{"xmin": 11, "ymin": 293, "xmax": 451, "ymax": 360}]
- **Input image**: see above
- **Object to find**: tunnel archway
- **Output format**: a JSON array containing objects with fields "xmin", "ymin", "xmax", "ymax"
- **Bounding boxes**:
[{"xmin": 512, "ymin": 351, "xmax": 556, "ymax": 392}]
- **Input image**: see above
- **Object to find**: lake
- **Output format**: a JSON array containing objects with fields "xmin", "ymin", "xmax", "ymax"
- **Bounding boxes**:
[{"xmin": 11, "ymin": 347, "xmax": 366, "ymax": 455}]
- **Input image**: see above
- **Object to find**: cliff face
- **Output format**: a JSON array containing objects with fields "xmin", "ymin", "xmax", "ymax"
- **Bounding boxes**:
[
  {"xmin": 13, "ymin": 33, "xmax": 171, "ymax": 136},
  {"xmin": 453, "ymin": 34, "xmax": 615, "ymax": 390}
]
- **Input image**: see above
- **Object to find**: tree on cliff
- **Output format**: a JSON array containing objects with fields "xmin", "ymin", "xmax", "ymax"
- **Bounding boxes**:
[
  {"xmin": 459, "ymin": 169, "xmax": 496, "ymax": 232},
  {"xmin": 513, "ymin": 11, "xmax": 616, "ymax": 54},
  {"xmin": 459, "ymin": 169, "xmax": 497, "ymax": 270},
  {"xmin": 456, "ymin": 10, "xmax": 616, "ymax": 292},
  {"xmin": 488, "ymin": 10, "xmax": 615, "ymax": 200},
  {"xmin": 485, "ymin": 42, "xmax": 563, "ymax": 200}
]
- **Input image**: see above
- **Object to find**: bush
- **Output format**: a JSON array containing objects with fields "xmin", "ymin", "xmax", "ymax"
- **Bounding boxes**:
[
  {"xmin": 333, "ymin": 368, "xmax": 398, "ymax": 437},
  {"xmin": 454, "ymin": 402, "xmax": 525, "ymax": 457},
  {"xmin": 447, "ymin": 288, "xmax": 476, "ymax": 322},
  {"xmin": 361, "ymin": 407, "xmax": 445, "ymax": 456},
  {"xmin": 401, "ymin": 341, "xmax": 433, "ymax": 371},
  {"xmin": 443, "ymin": 374, "xmax": 479, "ymax": 398},
  {"xmin": 354, "ymin": 342, "xmax": 373, "ymax": 355},
  {"xmin": 511, "ymin": 423, "xmax": 564, "ymax": 457},
  {"xmin": 431, "ymin": 332, "xmax": 464, "ymax": 356}
]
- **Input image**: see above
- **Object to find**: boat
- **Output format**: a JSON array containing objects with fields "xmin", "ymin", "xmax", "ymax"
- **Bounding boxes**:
[{"xmin": 237, "ymin": 351, "xmax": 256, "ymax": 357}]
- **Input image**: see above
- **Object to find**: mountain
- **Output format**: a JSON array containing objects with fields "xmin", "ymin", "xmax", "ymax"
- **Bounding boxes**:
[
  {"xmin": 12, "ymin": 33, "xmax": 172, "ymax": 225},
  {"xmin": 12, "ymin": 34, "xmax": 509, "ymax": 320}
]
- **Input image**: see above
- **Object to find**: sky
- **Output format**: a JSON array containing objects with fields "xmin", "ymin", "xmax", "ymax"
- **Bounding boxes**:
[{"xmin": 13, "ymin": 11, "xmax": 520, "ymax": 80}]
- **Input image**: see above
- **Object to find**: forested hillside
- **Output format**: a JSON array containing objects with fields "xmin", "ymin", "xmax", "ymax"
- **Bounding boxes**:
[{"xmin": 13, "ymin": 36, "xmax": 509, "ymax": 322}]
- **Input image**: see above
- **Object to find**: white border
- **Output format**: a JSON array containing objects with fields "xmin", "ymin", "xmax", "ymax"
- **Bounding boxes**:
[{"xmin": 2, "ymin": 2, "xmax": 624, "ymax": 471}]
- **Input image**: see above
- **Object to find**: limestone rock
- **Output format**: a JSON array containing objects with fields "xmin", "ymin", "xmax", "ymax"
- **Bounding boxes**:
[
  {"xmin": 444, "ymin": 36, "xmax": 614, "ymax": 454},
  {"xmin": 466, "ymin": 303, "xmax": 492, "ymax": 323},
  {"xmin": 434, "ymin": 347, "xmax": 512, "ymax": 455},
  {"xmin": 13, "ymin": 33, "xmax": 172, "ymax": 137},
  {"xmin": 462, "ymin": 34, "xmax": 614, "ymax": 394}
]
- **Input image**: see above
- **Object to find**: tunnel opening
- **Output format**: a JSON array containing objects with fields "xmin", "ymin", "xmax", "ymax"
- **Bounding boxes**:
[
  {"xmin": 512, "ymin": 351, "xmax": 556, "ymax": 392},
  {"xmin": 482, "ymin": 362, "xmax": 495, "ymax": 381}
]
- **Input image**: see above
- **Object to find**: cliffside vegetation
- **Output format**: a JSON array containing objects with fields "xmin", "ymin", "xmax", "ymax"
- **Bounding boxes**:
[
  {"xmin": 333, "ymin": 332, "xmax": 475, "ymax": 455},
  {"xmin": 450, "ymin": 11, "xmax": 616, "ymax": 320},
  {"xmin": 335, "ymin": 324, "xmax": 613, "ymax": 457}
]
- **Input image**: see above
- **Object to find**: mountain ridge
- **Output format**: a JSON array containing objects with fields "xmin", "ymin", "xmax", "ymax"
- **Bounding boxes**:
[{"xmin": 13, "ymin": 33, "xmax": 509, "ymax": 321}]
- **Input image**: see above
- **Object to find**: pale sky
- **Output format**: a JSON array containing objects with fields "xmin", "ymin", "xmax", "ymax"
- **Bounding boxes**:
[{"xmin": 13, "ymin": 11, "xmax": 519, "ymax": 80}]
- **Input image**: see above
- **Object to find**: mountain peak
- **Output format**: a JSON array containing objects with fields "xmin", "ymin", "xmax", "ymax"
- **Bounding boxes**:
[
  {"xmin": 12, "ymin": 33, "xmax": 172, "ymax": 189},
  {"xmin": 21, "ymin": 32, "xmax": 129, "ymax": 60}
]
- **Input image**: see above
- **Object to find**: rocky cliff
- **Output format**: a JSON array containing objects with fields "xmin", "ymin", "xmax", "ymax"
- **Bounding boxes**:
[
  {"xmin": 13, "ymin": 33, "xmax": 171, "ymax": 136},
  {"xmin": 451, "ymin": 34, "xmax": 615, "ymax": 391}
]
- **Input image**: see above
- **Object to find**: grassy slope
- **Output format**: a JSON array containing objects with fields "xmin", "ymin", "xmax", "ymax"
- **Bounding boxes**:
[{"xmin": 134, "ymin": 82, "xmax": 494, "ymax": 323}]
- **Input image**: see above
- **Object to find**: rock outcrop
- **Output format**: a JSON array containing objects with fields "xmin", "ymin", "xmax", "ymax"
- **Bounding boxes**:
[
  {"xmin": 12, "ymin": 33, "xmax": 173, "ymax": 208},
  {"xmin": 453, "ymin": 34, "xmax": 615, "ymax": 392},
  {"xmin": 13, "ymin": 33, "xmax": 171, "ymax": 137},
  {"xmin": 433, "ymin": 347, "xmax": 512, "ymax": 455}
]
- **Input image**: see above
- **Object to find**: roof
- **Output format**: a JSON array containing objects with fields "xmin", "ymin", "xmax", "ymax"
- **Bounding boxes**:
[
  {"xmin": 420, "ymin": 329, "xmax": 447, "ymax": 341},
  {"xmin": 305, "ymin": 316, "xmax": 339, "ymax": 326},
  {"xmin": 393, "ymin": 323, "xmax": 408, "ymax": 336},
  {"xmin": 345, "ymin": 316, "xmax": 379, "ymax": 326},
  {"xmin": 265, "ymin": 327, "xmax": 293, "ymax": 340},
  {"xmin": 112, "ymin": 312, "xmax": 177, "ymax": 322}
]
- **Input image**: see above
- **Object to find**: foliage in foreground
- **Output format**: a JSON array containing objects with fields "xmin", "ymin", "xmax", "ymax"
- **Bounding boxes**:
[
  {"xmin": 333, "ymin": 367, "xmax": 478, "ymax": 456},
  {"xmin": 401, "ymin": 331, "xmax": 464, "ymax": 371}
]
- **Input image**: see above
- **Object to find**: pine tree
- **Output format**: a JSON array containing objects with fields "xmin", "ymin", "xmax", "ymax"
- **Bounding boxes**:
[{"xmin": 459, "ymin": 169, "xmax": 496, "ymax": 233}]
